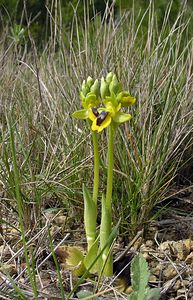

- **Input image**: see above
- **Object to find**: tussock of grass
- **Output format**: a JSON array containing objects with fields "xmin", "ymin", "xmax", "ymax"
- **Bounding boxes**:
[{"xmin": 0, "ymin": 1, "xmax": 193, "ymax": 298}]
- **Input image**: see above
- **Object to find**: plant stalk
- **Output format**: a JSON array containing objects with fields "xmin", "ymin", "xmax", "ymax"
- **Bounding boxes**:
[
  {"xmin": 85, "ymin": 131, "xmax": 99, "ymax": 253},
  {"xmin": 102, "ymin": 123, "xmax": 115, "ymax": 276},
  {"xmin": 106, "ymin": 124, "xmax": 114, "ymax": 211},
  {"xmin": 92, "ymin": 131, "xmax": 99, "ymax": 206}
]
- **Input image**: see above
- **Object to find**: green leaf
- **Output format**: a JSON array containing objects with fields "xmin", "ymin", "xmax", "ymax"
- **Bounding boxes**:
[
  {"xmin": 83, "ymin": 184, "xmax": 92, "ymax": 200},
  {"xmin": 99, "ymin": 194, "xmax": 111, "ymax": 251},
  {"xmin": 77, "ymin": 290, "xmax": 94, "ymax": 299},
  {"xmin": 84, "ymin": 236, "xmax": 99, "ymax": 272},
  {"xmin": 128, "ymin": 291, "xmax": 141, "ymax": 300},
  {"xmin": 98, "ymin": 194, "xmax": 119, "ymax": 276},
  {"xmin": 113, "ymin": 112, "xmax": 132, "ymax": 123},
  {"xmin": 83, "ymin": 185, "xmax": 97, "ymax": 250},
  {"xmin": 81, "ymin": 80, "xmax": 90, "ymax": 97},
  {"xmin": 147, "ymin": 288, "xmax": 160, "ymax": 300},
  {"xmin": 131, "ymin": 254, "xmax": 150, "ymax": 290},
  {"xmin": 128, "ymin": 254, "xmax": 150, "ymax": 300},
  {"xmin": 72, "ymin": 109, "xmax": 88, "ymax": 119}
]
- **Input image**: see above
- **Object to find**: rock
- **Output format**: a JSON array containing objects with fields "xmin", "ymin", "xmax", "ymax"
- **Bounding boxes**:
[
  {"xmin": 145, "ymin": 240, "xmax": 154, "ymax": 247},
  {"xmin": 130, "ymin": 237, "xmax": 143, "ymax": 251},
  {"xmin": 0, "ymin": 245, "xmax": 11, "ymax": 260},
  {"xmin": 54, "ymin": 215, "xmax": 68, "ymax": 226},
  {"xmin": 158, "ymin": 240, "xmax": 189, "ymax": 261},
  {"xmin": 142, "ymin": 251, "xmax": 151, "ymax": 261},
  {"xmin": 177, "ymin": 288, "xmax": 188, "ymax": 296},
  {"xmin": 185, "ymin": 252, "xmax": 193, "ymax": 263},
  {"xmin": 171, "ymin": 241, "xmax": 188, "ymax": 261},
  {"xmin": 0, "ymin": 263, "xmax": 17, "ymax": 275},
  {"xmin": 184, "ymin": 238, "xmax": 193, "ymax": 252},
  {"xmin": 159, "ymin": 241, "xmax": 171, "ymax": 255},
  {"xmin": 151, "ymin": 264, "xmax": 162, "ymax": 276},
  {"xmin": 149, "ymin": 274, "xmax": 157, "ymax": 282},
  {"xmin": 50, "ymin": 225, "xmax": 61, "ymax": 237},
  {"xmin": 173, "ymin": 279, "xmax": 181, "ymax": 290},
  {"xmin": 140, "ymin": 243, "xmax": 155, "ymax": 261},
  {"xmin": 162, "ymin": 265, "xmax": 177, "ymax": 280},
  {"xmin": 7, "ymin": 228, "xmax": 20, "ymax": 242}
]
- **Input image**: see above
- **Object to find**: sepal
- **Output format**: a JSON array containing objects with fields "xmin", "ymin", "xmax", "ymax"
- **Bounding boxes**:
[
  {"xmin": 71, "ymin": 109, "xmax": 88, "ymax": 119},
  {"xmin": 113, "ymin": 112, "xmax": 132, "ymax": 123}
]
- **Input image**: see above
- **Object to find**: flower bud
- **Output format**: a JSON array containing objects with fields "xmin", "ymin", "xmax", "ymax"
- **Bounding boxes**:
[
  {"xmin": 86, "ymin": 76, "xmax": 94, "ymax": 88},
  {"xmin": 80, "ymin": 91, "xmax": 85, "ymax": 102},
  {"xmin": 81, "ymin": 80, "xmax": 88, "ymax": 96},
  {"xmin": 100, "ymin": 77, "xmax": 110, "ymax": 99},
  {"xmin": 80, "ymin": 92, "xmax": 86, "ymax": 108},
  {"xmin": 117, "ymin": 91, "xmax": 136, "ymax": 107},
  {"xmin": 90, "ymin": 79, "xmax": 100, "ymax": 97},
  {"xmin": 106, "ymin": 72, "xmax": 113, "ymax": 84},
  {"xmin": 109, "ymin": 74, "xmax": 121, "ymax": 95}
]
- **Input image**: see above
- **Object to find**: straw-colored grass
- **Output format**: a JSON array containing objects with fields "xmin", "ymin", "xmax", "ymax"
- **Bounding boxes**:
[{"xmin": 0, "ymin": 1, "xmax": 193, "ymax": 298}]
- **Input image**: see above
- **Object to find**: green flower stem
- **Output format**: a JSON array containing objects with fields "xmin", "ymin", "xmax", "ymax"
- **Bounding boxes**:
[
  {"xmin": 84, "ymin": 131, "xmax": 99, "ymax": 254},
  {"xmin": 106, "ymin": 124, "xmax": 115, "ymax": 211},
  {"xmin": 92, "ymin": 131, "xmax": 99, "ymax": 205},
  {"xmin": 102, "ymin": 123, "xmax": 115, "ymax": 276}
]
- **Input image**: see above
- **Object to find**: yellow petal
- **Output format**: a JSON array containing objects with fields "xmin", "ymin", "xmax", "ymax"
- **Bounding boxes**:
[
  {"xmin": 88, "ymin": 108, "xmax": 97, "ymax": 122},
  {"xmin": 92, "ymin": 115, "xmax": 112, "ymax": 133}
]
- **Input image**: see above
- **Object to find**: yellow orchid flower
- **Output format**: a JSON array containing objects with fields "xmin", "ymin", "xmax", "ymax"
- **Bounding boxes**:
[
  {"xmin": 89, "ymin": 96, "xmax": 132, "ymax": 133},
  {"xmin": 89, "ymin": 108, "xmax": 112, "ymax": 133}
]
